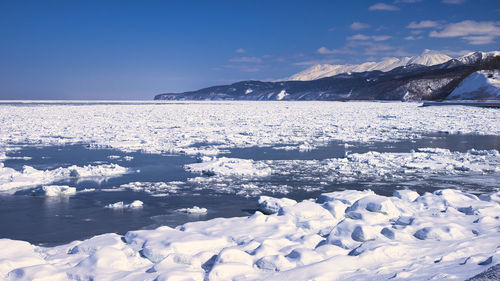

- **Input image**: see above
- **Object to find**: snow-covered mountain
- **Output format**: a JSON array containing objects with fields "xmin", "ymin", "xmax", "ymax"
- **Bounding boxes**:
[
  {"xmin": 455, "ymin": 51, "xmax": 500, "ymax": 64},
  {"xmin": 447, "ymin": 70, "xmax": 500, "ymax": 100},
  {"xmin": 155, "ymin": 50, "xmax": 500, "ymax": 101},
  {"xmin": 288, "ymin": 50, "xmax": 452, "ymax": 81}
]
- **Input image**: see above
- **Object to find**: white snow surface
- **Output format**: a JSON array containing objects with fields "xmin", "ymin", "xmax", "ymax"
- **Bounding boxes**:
[
  {"xmin": 2, "ymin": 189, "xmax": 500, "ymax": 280},
  {"xmin": 288, "ymin": 50, "xmax": 452, "ymax": 81},
  {"xmin": 447, "ymin": 70, "xmax": 500, "ymax": 100},
  {"xmin": 0, "ymin": 163, "xmax": 129, "ymax": 193},
  {"xmin": 276, "ymin": 90, "xmax": 289, "ymax": 100},
  {"xmin": 0, "ymin": 102, "xmax": 498, "ymax": 157},
  {"xmin": 185, "ymin": 156, "xmax": 272, "ymax": 177}
]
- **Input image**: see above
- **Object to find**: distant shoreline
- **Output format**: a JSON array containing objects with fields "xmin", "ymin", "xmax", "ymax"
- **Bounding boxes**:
[{"xmin": 422, "ymin": 101, "xmax": 500, "ymax": 108}]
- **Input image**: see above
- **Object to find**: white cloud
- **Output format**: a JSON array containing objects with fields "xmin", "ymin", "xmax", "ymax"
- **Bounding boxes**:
[
  {"xmin": 394, "ymin": 0, "xmax": 422, "ymax": 3},
  {"xmin": 363, "ymin": 44, "xmax": 394, "ymax": 55},
  {"xmin": 317, "ymin": 47, "xmax": 334, "ymax": 54},
  {"xmin": 229, "ymin": 56, "xmax": 262, "ymax": 63},
  {"xmin": 407, "ymin": 20, "xmax": 441, "ymax": 29},
  {"xmin": 369, "ymin": 3, "xmax": 400, "ymax": 11},
  {"xmin": 350, "ymin": 22, "xmax": 371, "ymax": 30},
  {"xmin": 429, "ymin": 20, "xmax": 500, "ymax": 45},
  {"xmin": 317, "ymin": 47, "xmax": 355, "ymax": 55},
  {"xmin": 372, "ymin": 35, "xmax": 392, "ymax": 41},
  {"xmin": 348, "ymin": 34, "xmax": 371, "ymax": 40},
  {"xmin": 442, "ymin": 0, "xmax": 465, "ymax": 4},
  {"xmin": 235, "ymin": 48, "xmax": 246, "ymax": 54},
  {"xmin": 223, "ymin": 64, "xmax": 261, "ymax": 72},
  {"xmin": 463, "ymin": 35, "xmax": 496, "ymax": 45},
  {"xmin": 294, "ymin": 58, "xmax": 340, "ymax": 66},
  {"xmin": 438, "ymin": 49, "xmax": 474, "ymax": 57},
  {"xmin": 404, "ymin": 35, "xmax": 423, "ymax": 40},
  {"xmin": 347, "ymin": 34, "xmax": 391, "ymax": 41},
  {"xmin": 347, "ymin": 41, "xmax": 395, "ymax": 55}
]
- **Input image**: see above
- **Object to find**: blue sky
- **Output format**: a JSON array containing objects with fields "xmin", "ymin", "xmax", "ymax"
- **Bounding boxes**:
[{"xmin": 0, "ymin": 0, "xmax": 499, "ymax": 100}]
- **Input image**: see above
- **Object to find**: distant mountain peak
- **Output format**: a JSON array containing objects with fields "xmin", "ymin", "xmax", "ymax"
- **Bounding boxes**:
[{"xmin": 287, "ymin": 50, "xmax": 452, "ymax": 81}]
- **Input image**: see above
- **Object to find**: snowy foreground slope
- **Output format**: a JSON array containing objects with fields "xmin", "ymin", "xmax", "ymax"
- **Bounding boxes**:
[
  {"xmin": 447, "ymin": 70, "xmax": 500, "ymax": 100},
  {"xmin": 1, "ymin": 189, "xmax": 500, "ymax": 280}
]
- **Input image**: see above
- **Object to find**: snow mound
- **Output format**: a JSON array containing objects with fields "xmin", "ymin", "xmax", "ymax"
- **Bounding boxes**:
[
  {"xmin": 447, "ymin": 70, "xmax": 500, "ymax": 100},
  {"xmin": 32, "ymin": 185, "xmax": 76, "ymax": 196},
  {"xmin": 105, "ymin": 200, "xmax": 143, "ymax": 209},
  {"xmin": 185, "ymin": 157, "xmax": 271, "ymax": 177},
  {"xmin": 177, "ymin": 206, "xmax": 208, "ymax": 214},
  {"xmin": 0, "ymin": 163, "xmax": 129, "ymax": 193},
  {"xmin": 2, "ymin": 189, "xmax": 500, "ymax": 280},
  {"xmin": 258, "ymin": 196, "xmax": 297, "ymax": 214}
]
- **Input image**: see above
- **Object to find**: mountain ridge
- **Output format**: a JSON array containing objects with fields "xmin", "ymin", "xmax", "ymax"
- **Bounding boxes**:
[
  {"xmin": 288, "ymin": 50, "xmax": 456, "ymax": 81},
  {"xmin": 154, "ymin": 51, "xmax": 500, "ymax": 101}
]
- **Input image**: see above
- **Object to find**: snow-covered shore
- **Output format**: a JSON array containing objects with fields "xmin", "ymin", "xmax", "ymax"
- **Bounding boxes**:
[{"xmin": 1, "ymin": 189, "xmax": 499, "ymax": 280}]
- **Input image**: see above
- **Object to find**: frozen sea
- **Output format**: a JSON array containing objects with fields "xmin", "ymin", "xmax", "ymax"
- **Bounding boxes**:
[
  {"xmin": 1, "ymin": 133, "xmax": 499, "ymax": 245},
  {"xmin": 0, "ymin": 101, "xmax": 499, "ymax": 281}
]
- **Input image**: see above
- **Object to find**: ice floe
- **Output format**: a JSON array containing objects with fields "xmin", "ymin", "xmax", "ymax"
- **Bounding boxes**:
[
  {"xmin": 31, "ymin": 185, "xmax": 77, "ymax": 196},
  {"xmin": 179, "ymin": 148, "xmax": 500, "ymax": 196},
  {"xmin": 116, "ymin": 181, "xmax": 183, "ymax": 196},
  {"xmin": 0, "ymin": 102, "xmax": 498, "ymax": 156},
  {"xmin": 105, "ymin": 200, "xmax": 144, "ymax": 209},
  {"xmin": 1, "ymin": 188, "xmax": 499, "ymax": 280},
  {"xmin": 185, "ymin": 156, "xmax": 272, "ymax": 177},
  {"xmin": 177, "ymin": 206, "xmax": 208, "ymax": 214},
  {"xmin": 0, "ymin": 163, "xmax": 129, "ymax": 193}
]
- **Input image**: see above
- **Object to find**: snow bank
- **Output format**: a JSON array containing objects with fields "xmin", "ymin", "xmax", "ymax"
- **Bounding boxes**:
[
  {"xmin": 0, "ymin": 163, "xmax": 129, "ymax": 193},
  {"xmin": 0, "ymin": 102, "xmax": 498, "ymax": 157},
  {"xmin": 177, "ymin": 206, "xmax": 208, "ymax": 214},
  {"xmin": 105, "ymin": 200, "xmax": 143, "ymax": 209},
  {"xmin": 448, "ymin": 70, "xmax": 500, "ymax": 100},
  {"xmin": 185, "ymin": 156, "xmax": 271, "ymax": 177},
  {"xmin": 2, "ymin": 189, "xmax": 500, "ymax": 280}
]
